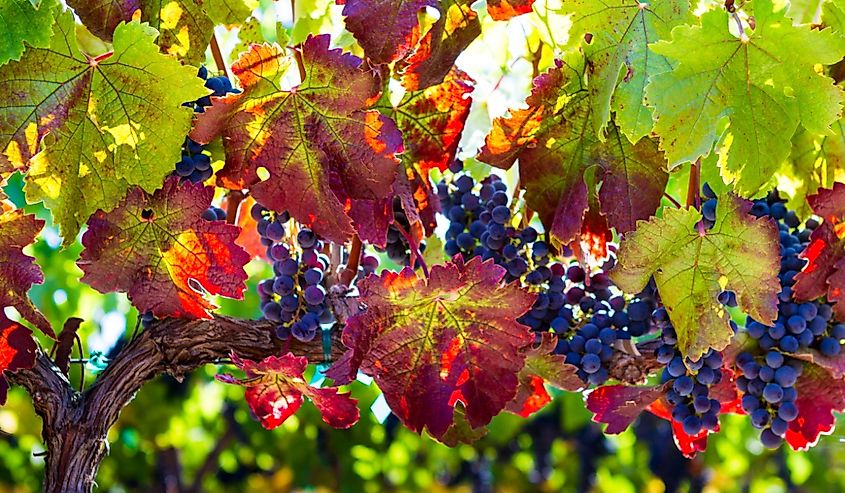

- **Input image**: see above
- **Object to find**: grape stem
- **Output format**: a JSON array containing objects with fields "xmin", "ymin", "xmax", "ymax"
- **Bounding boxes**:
[
  {"xmin": 662, "ymin": 192, "xmax": 682, "ymax": 208},
  {"xmin": 289, "ymin": 0, "xmax": 307, "ymax": 83},
  {"xmin": 224, "ymin": 190, "xmax": 245, "ymax": 225},
  {"xmin": 209, "ymin": 33, "xmax": 229, "ymax": 79},
  {"xmin": 339, "ymin": 235, "xmax": 363, "ymax": 286}
]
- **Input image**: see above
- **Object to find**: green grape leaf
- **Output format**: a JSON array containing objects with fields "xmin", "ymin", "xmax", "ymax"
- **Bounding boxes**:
[
  {"xmin": 646, "ymin": 0, "xmax": 845, "ymax": 196},
  {"xmin": 824, "ymin": 0, "xmax": 845, "ymax": 32},
  {"xmin": 205, "ymin": 0, "xmax": 256, "ymax": 26},
  {"xmin": 779, "ymin": 123, "xmax": 845, "ymax": 218},
  {"xmin": 612, "ymin": 193, "xmax": 780, "ymax": 360},
  {"xmin": 67, "ymin": 0, "xmax": 215, "ymax": 64},
  {"xmin": 562, "ymin": 0, "xmax": 691, "ymax": 141},
  {"xmin": 191, "ymin": 36, "xmax": 403, "ymax": 246},
  {"xmin": 0, "ymin": 0, "xmax": 58, "ymax": 67},
  {"xmin": 326, "ymin": 256, "xmax": 537, "ymax": 442},
  {"xmin": 478, "ymin": 58, "xmax": 668, "ymax": 243},
  {"xmin": 0, "ymin": 12, "xmax": 207, "ymax": 241}
]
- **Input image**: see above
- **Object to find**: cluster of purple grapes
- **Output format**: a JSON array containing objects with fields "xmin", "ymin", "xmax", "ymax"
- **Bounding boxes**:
[
  {"xmin": 654, "ymin": 308, "xmax": 724, "ymax": 436},
  {"xmin": 201, "ymin": 206, "xmax": 226, "ymax": 222},
  {"xmin": 253, "ymin": 202, "xmax": 333, "ymax": 342},
  {"xmin": 733, "ymin": 191, "xmax": 845, "ymax": 447},
  {"xmin": 375, "ymin": 197, "xmax": 426, "ymax": 266},
  {"xmin": 174, "ymin": 67, "xmax": 240, "ymax": 183}
]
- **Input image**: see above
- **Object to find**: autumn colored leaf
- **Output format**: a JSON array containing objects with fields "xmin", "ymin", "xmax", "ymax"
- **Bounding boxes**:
[
  {"xmin": 400, "ymin": 0, "xmax": 481, "ymax": 90},
  {"xmin": 793, "ymin": 349, "xmax": 845, "ymax": 379},
  {"xmin": 78, "ymin": 178, "xmax": 250, "ymax": 319},
  {"xmin": 785, "ymin": 362, "xmax": 845, "ymax": 450},
  {"xmin": 793, "ymin": 183, "xmax": 845, "ymax": 318},
  {"xmin": 217, "ymin": 352, "xmax": 359, "ymax": 429},
  {"xmin": 66, "ymin": 0, "xmax": 223, "ymax": 64},
  {"xmin": 646, "ymin": 0, "xmax": 845, "ymax": 195},
  {"xmin": 0, "ymin": 0, "xmax": 58, "ymax": 67},
  {"xmin": 612, "ymin": 193, "xmax": 780, "ymax": 361},
  {"xmin": 229, "ymin": 195, "xmax": 265, "ymax": 259},
  {"xmin": 338, "ymin": 0, "xmax": 435, "ymax": 64},
  {"xmin": 0, "ymin": 313, "xmax": 37, "ymax": 405},
  {"xmin": 646, "ymin": 398, "xmax": 715, "ymax": 458},
  {"xmin": 478, "ymin": 57, "xmax": 668, "ymax": 244},
  {"xmin": 779, "ymin": 124, "xmax": 845, "ymax": 219},
  {"xmin": 191, "ymin": 36, "xmax": 403, "ymax": 246},
  {"xmin": 326, "ymin": 256, "xmax": 536, "ymax": 441},
  {"xmin": 588, "ymin": 384, "xmax": 667, "ymax": 435},
  {"xmin": 0, "ymin": 12, "xmax": 207, "ymax": 241},
  {"xmin": 440, "ymin": 404, "xmax": 489, "ymax": 446},
  {"xmin": 0, "ymin": 209, "xmax": 51, "ymax": 337},
  {"xmin": 384, "ymin": 70, "xmax": 473, "ymax": 174},
  {"xmin": 486, "ymin": 0, "xmax": 534, "ymax": 21},
  {"xmin": 562, "ymin": 0, "xmax": 691, "ymax": 141},
  {"xmin": 507, "ymin": 334, "xmax": 582, "ymax": 417}
]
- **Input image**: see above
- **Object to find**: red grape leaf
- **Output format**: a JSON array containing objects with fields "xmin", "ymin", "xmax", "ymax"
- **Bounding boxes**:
[
  {"xmin": 395, "ymin": 161, "xmax": 439, "ymax": 239},
  {"xmin": 338, "ymin": 0, "xmax": 436, "ymax": 64},
  {"xmin": 794, "ymin": 183, "xmax": 845, "ymax": 318},
  {"xmin": 793, "ymin": 349, "xmax": 845, "ymax": 379},
  {"xmin": 785, "ymin": 362, "xmax": 845, "ymax": 450},
  {"xmin": 384, "ymin": 69, "xmax": 473, "ymax": 174},
  {"xmin": 78, "ymin": 177, "xmax": 249, "ymax": 319},
  {"xmin": 326, "ymin": 256, "xmax": 536, "ymax": 441},
  {"xmin": 0, "ymin": 209, "xmax": 51, "ymax": 337},
  {"xmin": 587, "ymin": 383, "xmax": 667, "ymax": 434},
  {"xmin": 66, "ymin": 0, "xmax": 217, "ymax": 64},
  {"xmin": 440, "ymin": 403, "xmax": 489, "ymax": 446},
  {"xmin": 477, "ymin": 57, "xmax": 667, "ymax": 244},
  {"xmin": 507, "ymin": 333, "xmax": 582, "ymax": 417},
  {"xmin": 399, "ymin": 0, "xmax": 481, "ymax": 91},
  {"xmin": 191, "ymin": 36, "xmax": 403, "ymax": 246},
  {"xmin": 0, "ymin": 12, "xmax": 208, "ymax": 241},
  {"xmin": 0, "ymin": 313, "xmax": 37, "ymax": 405},
  {"xmin": 486, "ymin": 0, "xmax": 534, "ymax": 21},
  {"xmin": 228, "ymin": 195, "xmax": 265, "ymax": 260},
  {"xmin": 217, "ymin": 352, "xmax": 359, "ymax": 429}
]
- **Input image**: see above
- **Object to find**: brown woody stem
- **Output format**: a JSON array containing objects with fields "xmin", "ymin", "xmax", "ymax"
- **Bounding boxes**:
[
  {"xmin": 209, "ymin": 33, "xmax": 228, "ymax": 78},
  {"xmin": 339, "ymin": 236, "xmax": 363, "ymax": 286},
  {"xmin": 225, "ymin": 190, "xmax": 245, "ymax": 225}
]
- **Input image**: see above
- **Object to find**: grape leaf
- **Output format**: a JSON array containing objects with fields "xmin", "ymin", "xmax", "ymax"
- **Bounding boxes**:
[
  {"xmin": 562, "ymin": 0, "xmax": 691, "ymax": 141},
  {"xmin": 204, "ymin": 0, "xmax": 256, "ymax": 26},
  {"xmin": 647, "ymin": 399, "xmax": 712, "ymax": 458},
  {"xmin": 0, "ymin": 209, "xmax": 51, "ymax": 337},
  {"xmin": 191, "ymin": 36, "xmax": 403, "ymax": 246},
  {"xmin": 507, "ymin": 334, "xmax": 582, "ymax": 417},
  {"xmin": 825, "ymin": 0, "xmax": 845, "ymax": 32},
  {"xmin": 780, "ymin": 124, "xmax": 845, "ymax": 219},
  {"xmin": 612, "ymin": 193, "xmax": 780, "ymax": 360},
  {"xmin": 229, "ymin": 195, "xmax": 265, "ymax": 259},
  {"xmin": 785, "ymin": 362, "xmax": 845, "ymax": 450},
  {"xmin": 793, "ymin": 349, "xmax": 845, "ymax": 379},
  {"xmin": 0, "ymin": 0, "xmax": 58, "ymax": 67},
  {"xmin": 399, "ymin": 0, "xmax": 481, "ymax": 90},
  {"xmin": 326, "ymin": 256, "xmax": 536, "ymax": 441},
  {"xmin": 384, "ymin": 69, "xmax": 473, "ymax": 174},
  {"xmin": 440, "ymin": 404, "xmax": 488, "ymax": 446},
  {"xmin": 478, "ymin": 58, "xmax": 668, "ymax": 243},
  {"xmin": 793, "ymin": 183, "xmax": 845, "ymax": 317},
  {"xmin": 217, "ymin": 352, "xmax": 359, "ymax": 429},
  {"xmin": 487, "ymin": 0, "xmax": 534, "ymax": 21},
  {"xmin": 0, "ymin": 12, "xmax": 207, "ymax": 241},
  {"xmin": 338, "ymin": 0, "xmax": 435, "ymax": 64},
  {"xmin": 0, "ymin": 313, "xmax": 36, "ymax": 405},
  {"xmin": 67, "ymin": 0, "xmax": 215, "ymax": 64},
  {"xmin": 587, "ymin": 383, "xmax": 666, "ymax": 434},
  {"xmin": 646, "ymin": 0, "xmax": 845, "ymax": 195},
  {"xmin": 78, "ymin": 178, "xmax": 250, "ymax": 319},
  {"xmin": 787, "ymin": 0, "xmax": 825, "ymax": 24}
]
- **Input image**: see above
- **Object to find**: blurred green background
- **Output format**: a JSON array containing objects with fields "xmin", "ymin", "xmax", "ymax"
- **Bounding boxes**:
[{"xmin": 4, "ymin": 0, "xmax": 845, "ymax": 491}]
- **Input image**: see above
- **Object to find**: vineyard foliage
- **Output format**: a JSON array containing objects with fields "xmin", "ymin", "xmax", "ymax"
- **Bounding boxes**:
[{"xmin": 2, "ymin": 0, "xmax": 845, "ymax": 475}]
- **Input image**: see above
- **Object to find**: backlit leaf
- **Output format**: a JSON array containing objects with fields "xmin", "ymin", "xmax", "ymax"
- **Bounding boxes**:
[
  {"xmin": 0, "ymin": 12, "xmax": 207, "ymax": 241},
  {"xmin": 612, "ymin": 193, "xmax": 780, "ymax": 360},
  {"xmin": 217, "ymin": 352, "xmax": 360, "ymax": 429},
  {"xmin": 191, "ymin": 36, "xmax": 403, "ymax": 246},
  {"xmin": 646, "ymin": 0, "xmax": 845, "ymax": 195},
  {"xmin": 326, "ymin": 256, "xmax": 536, "ymax": 441},
  {"xmin": 78, "ymin": 178, "xmax": 249, "ymax": 319},
  {"xmin": 0, "ymin": 0, "xmax": 58, "ymax": 67},
  {"xmin": 785, "ymin": 362, "xmax": 845, "ymax": 450},
  {"xmin": 587, "ymin": 383, "xmax": 666, "ymax": 434},
  {"xmin": 338, "ymin": 0, "xmax": 436, "ymax": 64},
  {"xmin": 0, "ymin": 313, "xmax": 36, "ymax": 405},
  {"xmin": 487, "ymin": 0, "xmax": 534, "ymax": 21},
  {"xmin": 507, "ymin": 334, "xmax": 582, "ymax": 417},
  {"xmin": 0, "ymin": 209, "xmax": 51, "ymax": 337}
]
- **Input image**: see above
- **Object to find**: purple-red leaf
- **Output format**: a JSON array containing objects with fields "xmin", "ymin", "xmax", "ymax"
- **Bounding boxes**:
[
  {"xmin": 338, "ymin": 0, "xmax": 436, "ymax": 64},
  {"xmin": 192, "ymin": 36, "xmax": 403, "ymax": 246},
  {"xmin": 327, "ymin": 256, "xmax": 536, "ymax": 441},
  {"xmin": 217, "ymin": 352, "xmax": 360, "ymax": 429},
  {"xmin": 0, "ymin": 208, "xmax": 51, "ymax": 337},
  {"xmin": 486, "ymin": 0, "xmax": 535, "ymax": 21},
  {"xmin": 794, "ymin": 183, "xmax": 845, "ymax": 318},
  {"xmin": 586, "ymin": 384, "xmax": 666, "ymax": 434},
  {"xmin": 785, "ymin": 362, "xmax": 845, "ymax": 450},
  {"xmin": 0, "ymin": 313, "xmax": 37, "ymax": 405},
  {"xmin": 78, "ymin": 177, "xmax": 249, "ymax": 319}
]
